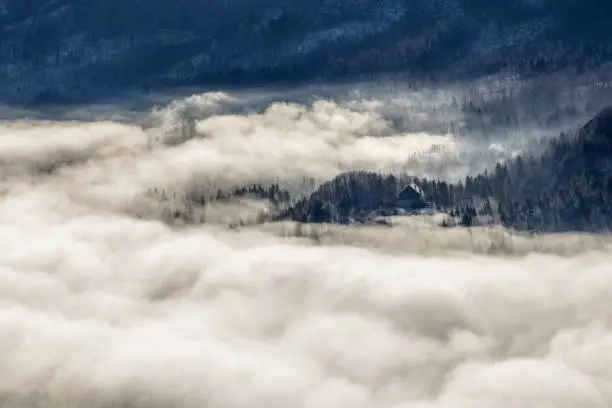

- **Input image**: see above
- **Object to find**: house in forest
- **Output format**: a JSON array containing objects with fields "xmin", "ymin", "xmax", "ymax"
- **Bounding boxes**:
[{"xmin": 397, "ymin": 183, "xmax": 428, "ymax": 210}]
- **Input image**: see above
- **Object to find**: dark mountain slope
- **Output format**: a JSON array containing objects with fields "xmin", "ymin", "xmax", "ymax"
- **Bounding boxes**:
[
  {"xmin": 1, "ymin": 0, "xmax": 612, "ymax": 103},
  {"xmin": 424, "ymin": 106, "xmax": 612, "ymax": 232},
  {"xmin": 440, "ymin": 107, "xmax": 612, "ymax": 232}
]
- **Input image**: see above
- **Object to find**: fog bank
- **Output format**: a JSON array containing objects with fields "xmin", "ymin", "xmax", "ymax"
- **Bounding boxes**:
[{"xmin": 1, "ymin": 88, "xmax": 611, "ymax": 408}]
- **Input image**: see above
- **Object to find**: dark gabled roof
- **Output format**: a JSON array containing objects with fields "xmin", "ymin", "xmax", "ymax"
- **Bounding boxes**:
[{"xmin": 397, "ymin": 184, "xmax": 424, "ymax": 201}]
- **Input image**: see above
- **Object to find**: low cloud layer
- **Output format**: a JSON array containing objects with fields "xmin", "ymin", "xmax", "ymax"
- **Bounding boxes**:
[
  {"xmin": 2, "ymin": 212, "xmax": 612, "ymax": 408},
  {"xmin": 1, "ymin": 89, "xmax": 611, "ymax": 408},
  {"xmin": 0, "ymin": 89, "xmax": 531, "ymax": 206},
  {"xmin": 0, "ymin": 92, "xmax": 465, "ymax": 217}
]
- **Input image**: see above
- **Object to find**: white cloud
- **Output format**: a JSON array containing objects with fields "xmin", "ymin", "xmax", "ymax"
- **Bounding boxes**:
[{"xmin": 0, "ymin": 90, "xmax": 611, "ymax": 408}]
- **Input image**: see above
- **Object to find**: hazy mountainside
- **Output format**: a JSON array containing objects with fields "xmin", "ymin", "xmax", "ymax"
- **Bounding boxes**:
[
  {"xmin": 1, "ymin": 0, "xmax": 612, "ymax": 103},
  {"xmin": 282, "ymin": 107, "xmax": 612, "ymax": 233}
]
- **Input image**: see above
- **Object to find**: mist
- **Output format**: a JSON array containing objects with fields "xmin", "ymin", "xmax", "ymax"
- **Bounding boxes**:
[{"xmin": 1, "ymin": 79, "xmax": 612, "ymax": 408}]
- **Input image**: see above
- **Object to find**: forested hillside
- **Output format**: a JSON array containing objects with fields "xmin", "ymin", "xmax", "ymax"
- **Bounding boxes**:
[
  {"xmin": 282, "ymin": 107, "xmax": 612, "ymax": 233},
  {"xmin": 1, "ymin": 0, "xmax": 612, "ymax": 103},
  {"xmin": 436, "ymin": 106, "xmax": 612, "ymax": 232}
]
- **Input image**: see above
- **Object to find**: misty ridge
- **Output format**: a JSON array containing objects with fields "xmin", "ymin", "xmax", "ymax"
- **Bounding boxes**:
[{"xmin": 282, "ymin": 105, "xmax": 612, "ymax": 233}]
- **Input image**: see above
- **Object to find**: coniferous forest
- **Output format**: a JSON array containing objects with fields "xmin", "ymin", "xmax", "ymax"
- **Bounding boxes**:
[
  {"xmin": 146, "ymin": 106, "xmax": 612, "ymax": 234},
  {"xmin": 278, "ymin": 107, "xmax": 612, "ymax": 233},
  {"xmin": 2, "ymin": 0, "xmax": 612, "ymax": 103}
]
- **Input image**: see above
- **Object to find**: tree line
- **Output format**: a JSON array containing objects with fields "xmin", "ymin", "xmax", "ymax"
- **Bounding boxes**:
[{"xmin": 282, "ymin": 107, "xmax": 612, "ymax": 233}]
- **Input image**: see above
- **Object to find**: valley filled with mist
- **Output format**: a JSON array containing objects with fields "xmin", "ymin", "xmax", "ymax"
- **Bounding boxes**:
[{"xmin": 1, "ymin": 64, "xmax": 612, "ymax": 408}]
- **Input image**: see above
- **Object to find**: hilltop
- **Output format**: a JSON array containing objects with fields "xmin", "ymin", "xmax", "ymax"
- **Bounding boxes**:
[{"xmin": 281, "ymin": 107, "xmax": 612, "ymax": 233}]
